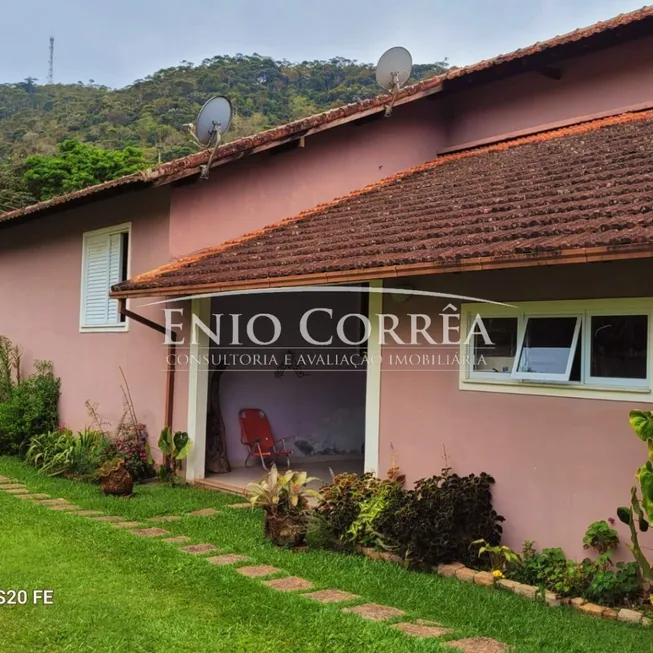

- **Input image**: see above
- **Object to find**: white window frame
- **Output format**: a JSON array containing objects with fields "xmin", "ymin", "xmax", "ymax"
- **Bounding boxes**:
[
  {"xmin": 512, "ymin": 314, "xmax": 582, "ymax": 383},
  {"xmin": 584, "ymin": 308, "xmax": 651, "ymax": 388},
  {"xmin": 468, "ymin": 315, "xmax": 520, "ymax": 381},
  {"xmin": 460, "ymin": 298, "xmax": 653, "ymax": 402},
  {"xmin": 79, "ymin": 223, "xmax": 131, "ymax": 333}
]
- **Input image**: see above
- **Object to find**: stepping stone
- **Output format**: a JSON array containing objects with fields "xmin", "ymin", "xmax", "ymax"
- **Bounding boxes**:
[
  {"xmin": 342, "ymin": 603, "xmax": 405, "ymax": 622},
  {"xmin": 76, "ymin": 510, "xmax": 104, "ymax": 517},
  {"xmin": 304, "ymin": 589, "xmax": 361, "ymax": 603},
  {"xmin": 393, "ymin": 620, "xmax": 454, "ymax": 638},
  {"xmin": 237, "ymin": 565, "xmax": 281, "ymax": 578},
  {"xmin": 206, "ymin": 554, "xmax": 251, "ymax": 566},
  {"xmin": 264, "ymin": 576, "xmax": 313, "ymax": 591},
  {"xmin": 1, "ymin": 484, "xmax": 27, "ymax": 490},
  {"xmin": 229, "ymin": 503, "xmax": 252, "ymax": 509},
  {"xmin": 17, "ymin": 493, "xmax": 50, "ymax": 500},
  {"xmin": 180, "ymin": 544, "xmax": 218, "ymax": 555},
  {"xmin": 5, "ymin": 488, "xmax": 29, "ymax": 494},
  {"xmin": 445, "ymin": 638, "xmax": 509, "ymax": 653},
  {"xmin": 50, "ymin": 504, "xmax": 81, "ymax": 511},
  {"xmin": 111, "ymin": 521, "xmax": 141, "ymax": 529},
  {"xmin": 0, "ymin": 476, "xmax": 14, "ymax": 482},
  {"xmin": 37, "ymin": 498, "xmax": 69, "ymax": 505},
  {"xmin": 131, "ymin": 527, "xmax": 169, "ymax": 537},
  {"xmin": 148, "ymin": 515, "xmax": 182, "ymax": 523},
  {"xmin": 163, "ymin": 536, "xmax": 191, "ymax": 544},
  {"xmin": 90, "ymin": 515, "xmax": 123, "ymax": 522},
  {"xmin": 187, "ymin": 508, "xmax": 219, "ymax": 517}
]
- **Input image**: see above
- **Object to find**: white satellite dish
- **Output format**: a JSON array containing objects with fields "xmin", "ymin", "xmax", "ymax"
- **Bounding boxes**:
[
  {"xmin": 188, "ymin": 96, "xmax": 233, "ymax": 180},
  {"xmin": 375, "ymin": 46, "xmax": 413, "ymax": 116}
]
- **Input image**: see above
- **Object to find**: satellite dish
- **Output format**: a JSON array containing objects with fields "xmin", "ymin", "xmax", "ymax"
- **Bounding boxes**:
[
  {"xmin": 188, "ymin": 96, "xmax": 233, "ymax": 180},
  {"xmin": 375, "ymin": 47, "xmax": 413, "ymax": 117},
  {"xmin": 195, "ymin": 96, "xmax": 233, "ymax": 146}
]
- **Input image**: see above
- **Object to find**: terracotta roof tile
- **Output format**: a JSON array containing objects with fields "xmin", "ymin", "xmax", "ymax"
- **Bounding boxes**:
[
  {"xmin": 112, "ymin": 108, "xmax": 653, "ymax": 297},
  {"xmin": 3, "ymin": 5, "xmax": 653, "ymax": 227}
]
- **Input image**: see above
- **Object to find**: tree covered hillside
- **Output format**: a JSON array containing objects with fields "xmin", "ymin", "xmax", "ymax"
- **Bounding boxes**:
[{"xmin": 0, "ymin": 54, "xmax": 449, "ymax": 211}]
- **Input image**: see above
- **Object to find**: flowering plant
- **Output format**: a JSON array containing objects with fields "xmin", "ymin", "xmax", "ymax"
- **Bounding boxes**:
[{"xmin": 105, "ymin": 421, "xmax": 154, "ymax": 481}]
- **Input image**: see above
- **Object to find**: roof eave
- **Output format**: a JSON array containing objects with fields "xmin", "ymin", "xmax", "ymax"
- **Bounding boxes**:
[{"xmin": 110, "ymin": 242, "xmax": 653, "ymax": 299}]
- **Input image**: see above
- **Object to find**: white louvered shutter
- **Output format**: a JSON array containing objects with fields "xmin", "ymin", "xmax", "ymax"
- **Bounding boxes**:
[{"xmin": 82, "ymin": 232, "xmax": 126, "ymax": 327}]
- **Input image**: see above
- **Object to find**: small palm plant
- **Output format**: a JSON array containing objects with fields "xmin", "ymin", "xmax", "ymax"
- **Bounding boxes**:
[{"xmin": 247, "ymin": 464, "xmax": 321, "ymax": 547}]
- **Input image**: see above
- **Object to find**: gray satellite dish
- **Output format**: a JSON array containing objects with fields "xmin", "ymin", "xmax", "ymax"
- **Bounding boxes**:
[
  {"xmin": 195, "ymin": 96, "xmax": 233, "ymax": 146},
  {"xmin": 188, "ymin": 96, "xmax": 233, "ymax": 180},
  {"xmin": 375, "ymin": 46, "xmax": 413, "ymax": 116}
]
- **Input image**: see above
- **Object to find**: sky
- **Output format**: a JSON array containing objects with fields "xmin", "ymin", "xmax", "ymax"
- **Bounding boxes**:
[{"xmin": 0, "ymin": 0, "xmax": 647, "ymax": 88}]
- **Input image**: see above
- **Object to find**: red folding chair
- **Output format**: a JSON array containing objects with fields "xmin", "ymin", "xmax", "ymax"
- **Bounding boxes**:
[{"xmin": 238, "ymin": 409, "xmax": 293, "ymax": 470}]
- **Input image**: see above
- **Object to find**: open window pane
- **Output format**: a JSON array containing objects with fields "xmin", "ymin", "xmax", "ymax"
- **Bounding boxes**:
[
  {"xmin": 590, "ymin": 315, "xmax": 648, "ymax": 381},
  {"xmin": 514, "ymin": 316, "xmax": 581, "ymax": 380},
  {"xmin": 472, "ymin": 317, "xmax": 518, "ymax": 374}
]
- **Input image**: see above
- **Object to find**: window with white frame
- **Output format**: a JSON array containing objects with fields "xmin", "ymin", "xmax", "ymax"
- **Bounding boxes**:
[
  {"xmin": 463, "ymin": 299, "xmax": 651, "ymax": 393},
  {"xmin": 80, "ymin": 224, "xmax": 130, "ymax": 330}
]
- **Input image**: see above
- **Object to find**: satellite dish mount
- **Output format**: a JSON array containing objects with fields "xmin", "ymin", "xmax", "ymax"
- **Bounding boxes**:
[
  {"xmin": 199, "ymin": 120, "xmax": 225, "ymax": 180},
  {"xmin": 375, "ymin": 47, "xmax": 413, "ymax": 117},
  {"xmin": 188, "ymin": 96, "xmax": 233, "ymax": 180}
]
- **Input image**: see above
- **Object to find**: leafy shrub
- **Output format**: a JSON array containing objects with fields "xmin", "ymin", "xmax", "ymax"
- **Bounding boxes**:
[
  {"xmin": 374, "ymin": 468, "xmax": 504, "ymax": 567},
  {"xmin": 316, "ymin": 470, "xmax": 403, "ymax": 544},
  {"xmin": 318, "ymin": 467, "xmax": 503, "ymax": 567},
  {"xmin": 0, "ymin": 360, "xmax": 60, "ymax": 455},
  {"xmin": 583, "ymin": 520, "xmax": 620, "ymax": 555},
  {"xmin": 508, "ymin": 541, "xmax": 642, "ymax": 606},
  {"xmin": 586, "ymin": 562, "xmax": 642, "ymax": 606},
  {"xmin": 347, "ymin": 481, "xmax": 404, "ymax": 548},
  {"xmin": 24, "ymin": 428, "xmax": 109, "ymax": 478}
]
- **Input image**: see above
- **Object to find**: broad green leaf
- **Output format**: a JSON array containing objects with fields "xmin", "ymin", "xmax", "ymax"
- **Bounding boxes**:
[
  {"xmin": 173, "ymin": 431, "xmax": 189, "ymax": 455},
  {"xmin": 175, "ymin": 440, "xmax": 191, "ymax": 461},
  {"xmin": 637, "ymin": 463, "xmax": 653, "ymax": 521},
  {"xmin": 629, "ymin": 410, "xmax": 653, "ymax": 442},
  {"xmin": 158, "ymin": 427, "xmax": 172, "ymax": 456}
]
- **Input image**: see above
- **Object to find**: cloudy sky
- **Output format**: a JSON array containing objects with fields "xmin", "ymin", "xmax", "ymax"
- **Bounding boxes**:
[{"xmin": 0, "ymin": 0, "xmax": 646, "ymax": 88}]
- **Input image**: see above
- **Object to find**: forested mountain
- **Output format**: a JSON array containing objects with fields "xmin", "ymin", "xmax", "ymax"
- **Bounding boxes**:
[{"xmin": 0, "ymin": 54, "xmax": 449, "ymax": 211}]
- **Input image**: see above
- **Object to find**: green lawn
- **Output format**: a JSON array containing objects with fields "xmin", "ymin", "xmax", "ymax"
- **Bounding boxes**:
[{"xmin": 1, "ymin": 457, "xmax": 652, "ymax": 653}]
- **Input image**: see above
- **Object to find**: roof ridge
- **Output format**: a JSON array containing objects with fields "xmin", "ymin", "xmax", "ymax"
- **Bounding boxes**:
[
  {"xmin": 146, "ymin": 4, "xmax": 653, "ymax": 183},
  {"xmin": 5, "ymin": 4, "xmax": 653, "ymax": 227},
  {"xmin": 128, "ymin": 106, "xmax": 653, "ymax": 284}
]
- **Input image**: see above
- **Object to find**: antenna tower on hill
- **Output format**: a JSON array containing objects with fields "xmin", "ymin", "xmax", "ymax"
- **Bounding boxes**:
[{"xmin": 48, "ymin": 37, "xmax": 54, "ymax": 84}]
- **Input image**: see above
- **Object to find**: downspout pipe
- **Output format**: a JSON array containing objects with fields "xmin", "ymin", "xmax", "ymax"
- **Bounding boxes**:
[{"xmin": 118, "ymin": 299, "xmax": 176, "ymax": 429}]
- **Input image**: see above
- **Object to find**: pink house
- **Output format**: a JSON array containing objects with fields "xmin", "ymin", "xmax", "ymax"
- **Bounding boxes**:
[{"xmin": 2, "ymin": 6, "xmax": 653, "ymax": 559}]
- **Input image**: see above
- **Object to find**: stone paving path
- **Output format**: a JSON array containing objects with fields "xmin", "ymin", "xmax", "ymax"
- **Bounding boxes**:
[
  {"xmin": 180, "ymin": 543, "xmax": 218, "ymax": 554},
  {"xmin": 237, "ymin": 565, "xmax": 281, "ymax": 578},
  {"xmin": 207, "ymin": 554, "xmax": 251, "ymax": 566},
  {"xmin": 1, "ymin": 484, "xmax": 511, "ymax": 650},
  {"xmin": 304, "ymin": 589, "xmax": 360, "ymax": 603},
  {"xmin": 343, "ymin": 603, "xmax": 405, "ymax": 621}
]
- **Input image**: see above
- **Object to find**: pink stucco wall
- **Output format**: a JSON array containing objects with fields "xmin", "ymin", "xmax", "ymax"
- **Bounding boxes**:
[
  {"xmin": 379, "ymin": 259, "xmax": 653, "ymax": 560},
  {"xmin": 443, "ymin": 35, "xmax": 653, "ymax": 148},
  {"xmin": 169, "ymin": 100, "xmax": 447, "ymax": 256},
  {"xmin": 168, "ymin": 35, "xmax": 653, "ymax": 259},
  {"xmin": 0, "ymin": 188, "xmax": 188, "ymax": 455}
]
